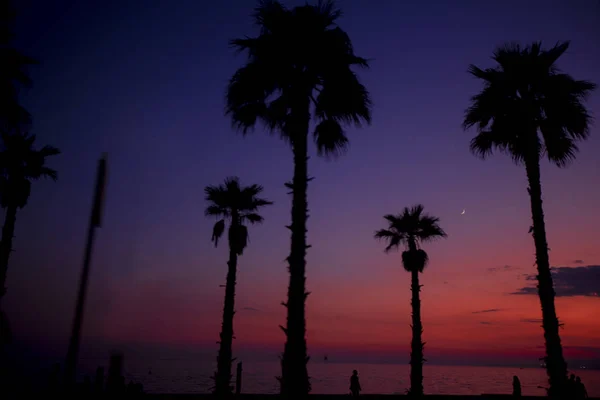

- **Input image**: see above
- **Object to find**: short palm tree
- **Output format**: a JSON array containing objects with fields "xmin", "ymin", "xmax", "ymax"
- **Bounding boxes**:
[
  {"xmin": 0, "ymin": 132, "xmax": 59, "ymax": 305},
  {"xmin": 375, "ymin": 205, "xmax": 447, "ymax": 398},
  {"xmin": 0, "ymin": 0, "xmax": 37, "ymax": 132},
  {"xmin": 205, "ymin": 177, "xmax": 272, "ymax": 397},
  {"xmin": 463, "ymin": 41, "xmax": 596, "ymax": 398},
  {"xmin": 226, "ymin": 1, "xmax": 371, "ymax": 395}
]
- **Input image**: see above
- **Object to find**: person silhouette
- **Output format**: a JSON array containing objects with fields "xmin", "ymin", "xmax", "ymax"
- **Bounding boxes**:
[
  {"xmin": 512, "ymin": 375, "xmax": 521, "ymax": 397},
  {"xmin": 350, "ymin": 369, "xmax": 361, "ymax": 397},
  {"xmin": 576, "ymin": 376, "xmax": 588, "ymax": 399},
  {"xmin": 568, "ymin": 374, "xmax": 577, "ymax": 395}
]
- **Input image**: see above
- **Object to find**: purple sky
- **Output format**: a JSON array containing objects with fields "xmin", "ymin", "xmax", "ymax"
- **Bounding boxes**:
[{"xmin": 5, "ymin": 0, "xmax": 600, "ymax": 367}]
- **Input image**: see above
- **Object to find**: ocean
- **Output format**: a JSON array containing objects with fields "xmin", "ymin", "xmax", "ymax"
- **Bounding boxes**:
[{"xmin": 76, "ymin": 359, "xmax": 600, "ymax": 397}]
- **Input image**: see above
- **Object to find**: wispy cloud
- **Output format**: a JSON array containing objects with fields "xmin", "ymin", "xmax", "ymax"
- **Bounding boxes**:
[
  {"xmin": 472, "ymin": 308, "xmax": 503, "ymax": 314},
  {"xmin": 520, "ymin": 318, "xmax": 543, "ymax": 324},
  {"xmin": 242, "ymin": 307, "xmax": 261, "ymax": 312},
  {"xmin": 487, "ymin": 265, "xmax": 521, "ymax": 273},
  {"xmin": 573, "ymin": 259, "xmax": 585, "ymax": 264},
  {"xmin": 513, "ymin": 265, "xmax": 600, "ymax": 297},
  {"xmin": 479, "ymin": 321, "xmax": 493, "ymax": 325}
]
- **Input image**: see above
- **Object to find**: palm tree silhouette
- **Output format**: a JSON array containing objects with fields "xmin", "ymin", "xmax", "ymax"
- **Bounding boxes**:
[
  {"xmin": 0, "ymin": 132, "xmax": 59, "ymax": 305},
  {"xmin": 0, "ymin": 0, "xmax": 38, "ymax": 132},
  {"xmin": 205, "ymin": 177, "xmax": 272, "ymax": 397},
  {"xmin": 375, "ymin": 205, "xmax": 447, "ymax": 398},
  {"xmin": 463, "ymin": 41, "xmax": 596, "ymax": 398},
  {"xmin": 225, "ymin": 2, "xmax": 371, "ymax": 395}
]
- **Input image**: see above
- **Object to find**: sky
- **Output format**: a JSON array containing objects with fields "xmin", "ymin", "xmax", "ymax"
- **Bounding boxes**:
[{"xmin": 4, "ymin": 0, "xmax": 600, "ymax": 368}]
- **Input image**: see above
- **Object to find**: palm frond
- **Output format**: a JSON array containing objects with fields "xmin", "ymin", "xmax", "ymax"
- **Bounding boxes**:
[
  {"xmin": 374, "ymin": 229, "xmax": 402, "ymax": 252},
  {"xmin": 541, "ymin": 41, "xmax": 570, "ymax": 67},
  {"xmin": 39, "ymin": 166, "xmax": 58, "ymax": 181},
  {"xmin": 418, "ymin": 216, "xmax": 447, "ymax": 242},
  {"xmin": 539, "ymin": 129, "xmax": 578, "ymax": 168},
  {"xmin": 376, "ymin": 205, "xmax": 446, "ymax": 252},
  {"xmin": 242, "ymin": 213, "xmax": 264, "ymax": 224},
  {"xmin": 205, "ymin": 205, "xmax": 228, "ymax": 217},
  {"xmin": 0, "ymin": 132, "xmax": 59, "ymax": 208},
  {"xmin": 315, "ymin": 67, "xmax": 371, "ymax": 126},
  {"xmin": 314, "ymin": 0, "xmax": 342, "ymax": 26},
  {"xmin": 205, "ymin": 177, "xmax": 272, "ymax": 248},
  {"xmin": 464, "ymin": 41, "xmax": 596, "ymax": 168},
  {"xmin": 249, "ymin": 197, "xmax": 273, "ymax": 210},
  {"xmin": 211, "ymin": 219, "xmax": 225, "ymax": 247},
  {"xmin": 240, "ymin": 183, "xmax": 263, "ymax": 198},
  {"xmin": 39, "ymin": 145, "xmax": 60, "ymax": 157},
  {"xmin": 469, "ymin": 131, "xmax": 496, "ymax": 159},
  {"xmin": 313, "ymin": 119, "xmax": 348, "ymax": 158},
  {"xmin": 253, "ymin": 0, "xmax": 288, "ymax": 32},
  {"xmin": 225, "ymin": 63, "xmax": 272, "ymax": 134},
  {"xmin": 226, "ymin": 0, "xmax": 371, "ymax": 158}
]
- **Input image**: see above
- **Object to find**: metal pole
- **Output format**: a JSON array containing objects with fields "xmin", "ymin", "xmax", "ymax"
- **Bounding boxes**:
[
  {"xmin": 64, "ymin": 155, "xmax": 107, "ymax": 387},
  {"xmin": 235, "ymin": 362, "xmax": 243, "ymax": 395}
]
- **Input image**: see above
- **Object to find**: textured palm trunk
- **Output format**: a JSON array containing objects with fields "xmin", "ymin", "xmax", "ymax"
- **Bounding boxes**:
[
  {"xmin": 214, "ymin": 214, "xmax": 240, "ymax": 398},
  {"xmin": 0, "ymin": 205, "xmax": 17, "ymax": 306},
  {"xmin": 524, "ymin": 156, "xmax": 568, "ymax": 399},
  {"xmin": 407, "ymin": 242, "xmax": 424, "ymax": 398},
  {"xmin": 410, "ymin": 268, "xmax": 424, "ymax": 397},
  {"xmin": 280, "ymin": 97, "xmax": 311, "ymax": 399}
]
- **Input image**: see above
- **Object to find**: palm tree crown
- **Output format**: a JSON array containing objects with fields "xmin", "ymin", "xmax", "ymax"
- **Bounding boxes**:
[
  {"xmin": 204, "ymin": 177, "xmax": 272, "ymax": 254},
  {"xmin": 226, "ymin": 0, "xmax": 371, "ymax": 156},
  {"xmin": 463, "ymin": 41, "xmax": 596, "ymax": 166},
  {"xmin": 374, "ymin": 205, "xmax": 447, "ymax": 272},
  {"xmin": 0, "ymin": 132, "xmax": 60, "ymax": 209},
  {"xmin": 0, "ymin": 0, "xmax": 38, "ymax": 131}
]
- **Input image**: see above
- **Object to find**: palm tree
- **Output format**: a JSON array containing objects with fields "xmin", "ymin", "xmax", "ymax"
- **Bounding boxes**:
[
  {"xmin": 0, "ymin": 132, "xmax": 59, "ymax": 305},
  {"xmin": 0, "ymin": 0, "xmax": 37, "ymax": 132},
  {"xmin": 463, "ymin": 41, "xmax": 596, "ymax": 398},
  {"xmin": 205, "ymin": 177, "xmax": 272, "ymax": 397},
  {"xmin": 374, "ymin": 205, "xmax": 447, "ymax": 398},
  {"xmin": 225, "ymin": 1, "xmax": 371, "ymax": 395}
]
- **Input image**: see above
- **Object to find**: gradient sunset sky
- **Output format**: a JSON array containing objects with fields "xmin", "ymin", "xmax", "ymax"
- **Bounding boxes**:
[{"xmin": 5, "ymin": 0, "xmax": 600, "ymax": 367}]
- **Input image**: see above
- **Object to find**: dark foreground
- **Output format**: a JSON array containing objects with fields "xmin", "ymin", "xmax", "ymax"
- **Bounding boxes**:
[{"xmin": 148, "ymin": 395, "xmax": 600, "ymax": 399}]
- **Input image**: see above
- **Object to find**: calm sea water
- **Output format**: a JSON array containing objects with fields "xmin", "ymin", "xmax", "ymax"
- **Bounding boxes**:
[{"xmin": 77, "ymin": 359, "xmax": 600, "ymax": 396}]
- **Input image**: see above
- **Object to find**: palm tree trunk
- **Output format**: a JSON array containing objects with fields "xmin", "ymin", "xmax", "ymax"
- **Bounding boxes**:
[
  {"xmin": 214, "ymin": 218, "xmax": 240, "ymax": 398},
  {"xmin": 409, "ymin": 250, "xmax": 424, "ymax": 397},
  {"xmin": 281, "ymin": 99, "xmax": 311, "ymax": 399},
  {"xmin": 0, "ymin": 205, "xmax": 17, "ymax": 306},
  {"xmin": 525, "ymin": 156, "xmax": 568, "ymax": 399}
]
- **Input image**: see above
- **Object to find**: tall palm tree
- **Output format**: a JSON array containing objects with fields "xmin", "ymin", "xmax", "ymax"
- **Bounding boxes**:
[
  {"xmin": 0, "ymin": 132, "xmax": 59, "ymax": 305},
  {"xmin": 0, "ymin": 0, "xmax": 37, "ymax": 132},
  {"xmin": 463, "ymin": 41, "xmax": 596, "ymax": 398},
  {"xmin": 225, "ymin": 1, "xmax": 371, "ymax": 396},
  {"xmin": 205, "ymin": 177, "xmax": 272, "ymax": 397},
  {"xmin": 374, "ymin": 205, "xmax": 447, "ymax": 398}
]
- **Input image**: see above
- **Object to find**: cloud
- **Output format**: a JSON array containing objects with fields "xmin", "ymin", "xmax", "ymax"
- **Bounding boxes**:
[
  {"xmin": 487, "ymin": 265, "xmax": 520, "ymax": 273},
  {"xmin": 513, "ymin": 265, "xmax": 600, "ymax": 297},
  {"xmin": 520, "ymin": 318, "xmax": 543, "ymax": 324},
  {"xmin": 242, "ymin": 307, "xmax": 261, "ymax": 312},
  {"xmin": 479, "ymin": 321, "xmax": 493, "ymax": 325},
  {"xmin": 573, "ymin": 259, "xmax": 584, "ymax": 264},
  {"xmin": 472, "ymin": 308, "xmax": 503, "ymax": 314}
]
